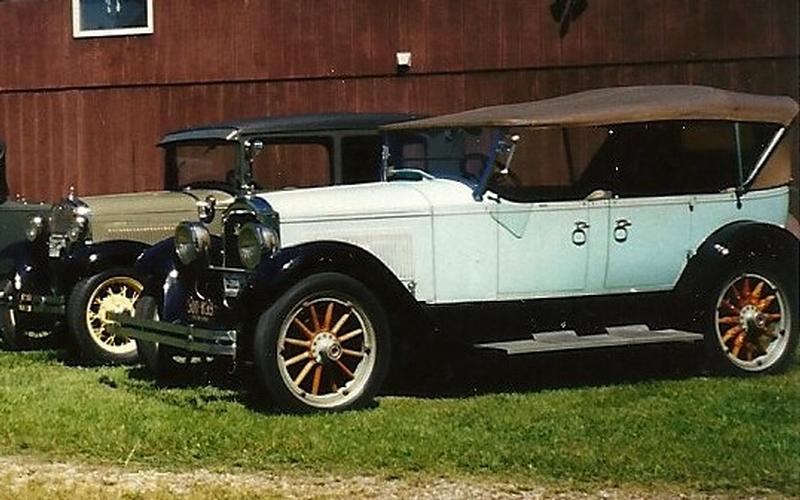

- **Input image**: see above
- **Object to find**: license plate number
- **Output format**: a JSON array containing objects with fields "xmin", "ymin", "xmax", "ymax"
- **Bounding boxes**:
[{"xmin": 186, "ymin": 296, "xmax": 216, "ymax": 319}]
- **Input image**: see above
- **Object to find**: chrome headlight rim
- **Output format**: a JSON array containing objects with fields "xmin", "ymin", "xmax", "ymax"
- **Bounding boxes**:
[
  {"xmin": 66, "ymin": 215, "xmax": 90, "ymax": 243},
  {"xmin": 237, "ymin": 222, "xmax": 280, "ymax": 270},
  {"xmin": 25, "ymin": 216, "xmax": 46, "ymax": 242},
  {"xmin": 174, "ymin": 221, "xmax": 211, "ymax": 267}
]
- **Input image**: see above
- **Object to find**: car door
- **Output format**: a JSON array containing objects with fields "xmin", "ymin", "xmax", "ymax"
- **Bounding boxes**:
[
  {"xmin": 602, "ymin": 122, "xmax": 733, "ymax": 291},
  {"xmin": 487, "ymin": 126, "xmax": 612, "ymax": 298},
  {"xmin": 604, "ymin": 195, "xmax": 691, "ymax": 291}
]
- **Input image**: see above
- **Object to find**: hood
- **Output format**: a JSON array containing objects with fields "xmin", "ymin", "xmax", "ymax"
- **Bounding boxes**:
[
  {"xmin": 259, "ymin": 179, "xmax": 475, "ymax": 223},
  {"xmin": 76, "ymin": 189, "xmax": 233, "ymax": 245}
]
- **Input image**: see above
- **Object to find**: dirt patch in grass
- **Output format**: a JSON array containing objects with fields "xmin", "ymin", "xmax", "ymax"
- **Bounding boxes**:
[{"xmin": 0, "ymin": 455, "xmax": 785, "ymax": 500}]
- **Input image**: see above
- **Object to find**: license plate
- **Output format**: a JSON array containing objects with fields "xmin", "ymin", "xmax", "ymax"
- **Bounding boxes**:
[
  {"xmin": 48, "ymin": 235, "xmax": 67, "ymax": 258},
  {"xmin": 186, "ymin": 296, "xmax": 217, "ymax": 319}
]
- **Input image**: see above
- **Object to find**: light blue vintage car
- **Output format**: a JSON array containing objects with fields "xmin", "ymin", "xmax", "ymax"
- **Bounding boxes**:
[{"xmin": 113, "ymin": 86, "xmax": 799, "ymax": 413}]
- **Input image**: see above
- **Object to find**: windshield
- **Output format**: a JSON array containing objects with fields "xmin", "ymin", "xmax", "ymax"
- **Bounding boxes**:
[
  {"xmin": 384, "ymin": 127, "xmax": 500, "ymax": 184},
  {"xmin": 164, "ymin": 140, "xmax": 240, "ymax": 191}
]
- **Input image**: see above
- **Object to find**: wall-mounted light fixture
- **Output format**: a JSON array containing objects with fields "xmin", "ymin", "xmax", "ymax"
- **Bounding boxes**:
[{"xmin": 395, "ymin": 51, "xmax": 412, "ymax": 75}]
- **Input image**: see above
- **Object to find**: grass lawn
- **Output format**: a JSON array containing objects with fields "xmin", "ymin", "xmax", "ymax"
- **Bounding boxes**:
[{"xmin": 0, "ymin": 347, "xmax": 797, "ymax": 495}]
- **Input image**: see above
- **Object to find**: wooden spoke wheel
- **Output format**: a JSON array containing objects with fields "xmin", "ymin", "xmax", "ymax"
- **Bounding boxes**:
[
  {"xmin": 714, "ymin": 273, "xmax": 791, "ymax": 371},
  {"xmin": 85, "ymin": 276, "xmax": 142, "ymax": 354},
  {"xmin": 255, "ymin": 273, "xmax": 390, "ymax": 413},
  {"xmin": 68, "ymin": 269, "xmax": 143, "ymax": 365},
  {"xmin": 278, "ymin": 297, "xmax": 375, "ymax": 404}
]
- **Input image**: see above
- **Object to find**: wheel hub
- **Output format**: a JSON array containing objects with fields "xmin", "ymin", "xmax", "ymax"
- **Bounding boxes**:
[
  {"xmin": 97, "ymin": 294, "xmax": 135, "ymax": 324},
  {"xmin": 739, "ymin": 304, "xmax": 767, "ymax": 334},
  {"xmin": 311, "ymin": 332, "xmax": 342, "ymax": 363}
]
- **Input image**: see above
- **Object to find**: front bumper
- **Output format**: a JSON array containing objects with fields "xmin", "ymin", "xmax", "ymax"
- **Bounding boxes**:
[
  {"xmin": 107, "ymin": 312, "xmax": 237, "ymax": 356},
  {"xmin": 0, "ymin": 290, "xmax": 65, "ymax": 315}
]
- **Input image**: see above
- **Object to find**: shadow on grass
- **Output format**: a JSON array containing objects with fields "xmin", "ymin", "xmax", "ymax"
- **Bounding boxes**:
[
  {"xmin": 384, "ymin": 341, "xmax": 706, "ymax": 399},
  {"xmin": 4, "ymin": 319, "xmax": 708, "ymax": 413},
  {"xmin": 119, "ymin": 339, "xmax": 707, "ymax": 413}
]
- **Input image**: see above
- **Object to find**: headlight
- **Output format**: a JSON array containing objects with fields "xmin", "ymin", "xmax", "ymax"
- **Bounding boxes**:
[
  {"xmin": 67, "ymin": 215, "xmax": 89, "ymax": 243},
  {"xmin": 237, "ymin": 223, "xmax": 279, "ymax": 270},
  {"xmin": 25, "ymin": 216, "xmax": 45, "ymax": 242},
  {"xmin": 174, "ymin": 222, "xmax": 211, "ymax": 267}
]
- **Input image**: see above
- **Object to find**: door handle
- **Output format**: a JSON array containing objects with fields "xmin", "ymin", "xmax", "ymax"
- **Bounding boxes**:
[
  {"xmin": 571, "ymin": 221, "xmax": 590, "ymax": 246},
  {"xmin": 614, "ymin": 218, "xmax": 631, "ymax": 243}
]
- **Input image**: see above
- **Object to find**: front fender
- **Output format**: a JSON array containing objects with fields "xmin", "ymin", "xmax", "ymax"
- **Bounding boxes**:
[
  {"xmin": 62, "ymin": 240, "xmax": 151, "ymax": 281},
  {"xmin": 247, "ymin": 240, "xmax": 422, "ymax": 324},
  {"xmin": 0, "ymin": 240, "xmax": 52, "ymax": 296},
  {"xmin": 676, "ymin": 221, "xmax": 799, "ymax": 296},
  {"xmin": 134, "ymin": 236, "xmax": 223, "ymax": 322}
]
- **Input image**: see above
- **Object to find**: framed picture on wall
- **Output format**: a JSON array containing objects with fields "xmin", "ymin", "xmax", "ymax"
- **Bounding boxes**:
[{"xmin": 72, "ymin": 0, "xmax": 154, "ymax": 38}]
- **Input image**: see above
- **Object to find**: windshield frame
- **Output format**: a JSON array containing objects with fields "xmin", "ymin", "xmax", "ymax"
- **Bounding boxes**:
[
  {"xmin": 162, "ymin": 138, "xmax": 245, "ymax": 192},
  {"xmin": 381, "ymin": 126, "xmax": 506, "ymax": 196}
]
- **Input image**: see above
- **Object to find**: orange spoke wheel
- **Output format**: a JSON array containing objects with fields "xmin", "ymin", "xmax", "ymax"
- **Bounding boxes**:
[
  {"xmin": 714, "ymin": 273, "xmax": 791, "ymax": 372},
  {"xmin": 257, "ymin": 273, "xmax": 390, "ymax": 413},
  {"xmin": 277, "ymin": 295, "xmax": 377, "ymax": 408}
]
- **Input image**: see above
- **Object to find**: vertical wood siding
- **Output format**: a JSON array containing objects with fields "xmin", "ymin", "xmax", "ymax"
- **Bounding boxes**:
[{"xmin": 0, "ymin": 0, "xmax": 797, "ymax": 202}]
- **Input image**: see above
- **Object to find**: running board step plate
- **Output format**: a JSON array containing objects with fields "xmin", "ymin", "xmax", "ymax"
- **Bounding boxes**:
[{"xmin": 475, "ymin": 325, "xmax": 703, "ymax": 355}]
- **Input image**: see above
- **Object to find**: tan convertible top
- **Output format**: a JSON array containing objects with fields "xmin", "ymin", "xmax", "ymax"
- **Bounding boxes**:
[{"xmin": 383, "ymin": 85, "xmax": 799, "ymax": 130}]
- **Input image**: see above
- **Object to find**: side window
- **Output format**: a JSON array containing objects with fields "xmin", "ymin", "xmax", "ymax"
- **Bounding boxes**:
[
  {"xmin": 251, "ymin": 140, "xmax": 332, "ymax": 190},
  {"xmin": 612, "ymin": 122, "xmax": 740, "ymax": 197},
  {"xmin": 341, "ymin": 135, "xmax": 382, "ymax": 184},
  {"xmin": 736, "ymin": 122, "xmax": 781, "ymax": 181}
]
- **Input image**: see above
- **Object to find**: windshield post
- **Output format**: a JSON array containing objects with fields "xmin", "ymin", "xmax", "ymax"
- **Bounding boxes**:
[
  {"xmin": 380, "ymin": 142, "xmax": 391, "ymax": 181},
  {"xmin": 472, "ymin": 130, "xmax": 503, "ymax": 201}
]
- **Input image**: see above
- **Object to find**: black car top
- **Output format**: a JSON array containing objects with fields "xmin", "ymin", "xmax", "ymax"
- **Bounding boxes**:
[{"xmin": 159, "ymin": 113, "xmax": 417, "ymax": 146}]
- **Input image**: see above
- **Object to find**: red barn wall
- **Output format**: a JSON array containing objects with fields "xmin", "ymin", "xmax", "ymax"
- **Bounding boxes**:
[{"xmin": 0, "ymin": 0, "xmax": 797, "ymax": 204}]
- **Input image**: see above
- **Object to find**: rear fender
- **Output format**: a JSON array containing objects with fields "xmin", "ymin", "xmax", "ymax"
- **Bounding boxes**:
[{"xmin": 676, "ymin": 221, "xmax": 799, "ymax": 296}]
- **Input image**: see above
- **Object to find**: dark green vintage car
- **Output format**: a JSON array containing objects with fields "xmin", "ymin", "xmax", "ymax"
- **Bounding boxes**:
[{"xmin": 0, "ymin": 139, "xmax": 51, "ymax": 321}]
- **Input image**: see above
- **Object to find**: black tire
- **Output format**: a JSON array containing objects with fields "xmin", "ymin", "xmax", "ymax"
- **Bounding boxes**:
[
  {"xmin": 66, "ymin": 269, "xmax": 143, "ymax": 365},
  {"xmin": 253, "ymin": 272, "xmax": 391, "ymax": 413},
  {"xmin": 135, "ymin": 295, "xmax": 215, "ymax": 382},
  {"xmin": 698, "ymin": 261, "xmax": 798, "ymax": 375},
  {"xmin": 0, "ymin": 281, "xmax": 56, "ymax": 351}
]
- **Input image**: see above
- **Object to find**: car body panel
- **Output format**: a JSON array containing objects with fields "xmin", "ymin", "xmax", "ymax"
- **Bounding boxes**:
[{"xmin": 84, "ymin": 188, "xmax": 233, "ymax": 245}]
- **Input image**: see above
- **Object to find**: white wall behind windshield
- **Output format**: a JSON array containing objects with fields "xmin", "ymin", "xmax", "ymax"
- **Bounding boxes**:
[
  {"xmin": 387, "ymin": 128, "xmax": 498, "ymax": 183},
  {"xmin": 486, "ymin": 121, "xmax": 780, "ymax": 202}
]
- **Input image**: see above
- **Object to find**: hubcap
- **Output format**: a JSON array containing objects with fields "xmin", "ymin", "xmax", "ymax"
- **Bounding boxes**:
[
  {"xmin": 86, "ymin": 276, "xmax": 143, "ymax": 354},
  {"xmin": 715, "ymin": 273, "xmax": 789, "ymax": 371},
  {"xmin": 277, "ymin": 296, "xmax": 375, "ymax": 408}
]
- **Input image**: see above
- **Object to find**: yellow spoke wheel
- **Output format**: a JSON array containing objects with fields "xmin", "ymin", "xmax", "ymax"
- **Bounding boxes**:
[
  {"xmin": 85, "ymin": 276, "xmax": 143, "ymax": 354},
  {"xmin": 68, "ymin": 270, "xmax": 144, "ymax": 365}
]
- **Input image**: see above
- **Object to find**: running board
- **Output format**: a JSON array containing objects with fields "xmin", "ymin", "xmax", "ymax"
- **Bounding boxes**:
[{"xmin": 475, "ymin": 325, "xmax": 703, "ymax": 355}]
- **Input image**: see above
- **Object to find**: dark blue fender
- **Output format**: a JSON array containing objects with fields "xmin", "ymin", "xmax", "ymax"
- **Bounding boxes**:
[
  {"xmin": 60, "ymin": 240, "xmax": 151, "ymax": 284},
  {"xmin": 134, "ymin": 236, "xmax": 223, "ymax": 322},
  {"xmin": 248, "ymin": 240, "xmax": 425, "ymax": 327},
  {"xmin": 675, "ymin": 221, "xmax": 800, "ymax": 296},
  {"xmin": 0, "ymin": 240, "xmax": 52, "ymax": 295}
]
